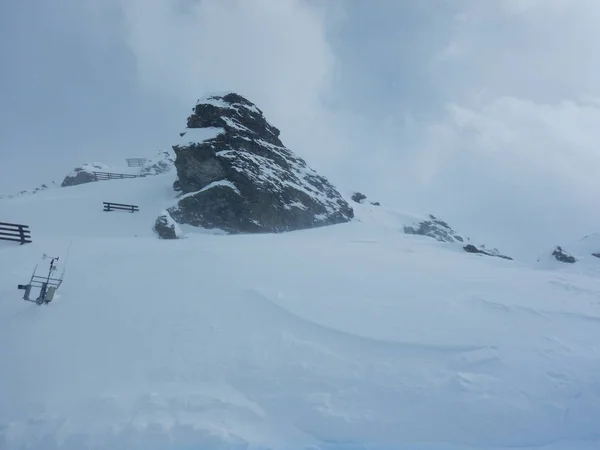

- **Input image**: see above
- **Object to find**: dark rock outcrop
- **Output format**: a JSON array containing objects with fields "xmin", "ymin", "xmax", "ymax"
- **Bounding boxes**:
[
  {"xmin": 464, "ymin": 244, "xmax": 513, "ymax": 261},
  {"xmin": 155, "ymin": 210, "xmax": 182, "ymax": 239},
  {"xmin": 552, "ymin": 246, "xmax": 577, "ymax": 264},
  {"xmin": 351, "ymin": 192, "xmax": 367, "ymax": 204},
  {"xmin": 162, "ymin": 93, "xmax": 354, "ymax": 234},
  {"xmin": 61, "ymin": 163, "xmax": 108, "ymax": 187}
]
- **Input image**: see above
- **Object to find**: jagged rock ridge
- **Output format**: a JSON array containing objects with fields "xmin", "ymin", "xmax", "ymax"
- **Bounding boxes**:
[{"xmin": 163, "ymin": 93, "xmax": 354, "ymax": 234}]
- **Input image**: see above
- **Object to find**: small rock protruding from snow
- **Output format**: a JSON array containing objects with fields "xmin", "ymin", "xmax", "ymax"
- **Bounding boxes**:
[
  {"xmin": 351, "ymin": 192, "xmax": 367, "ymax": 204},
  {"xmin": 552, "ymin": 246, "xmax": 577, "ymax": 264},
  {"xmin": 166, "ymin": 92, "xmax": 354, "ymax": 234},
  {"xmin": 350, "ymin": 191, "xmax": 380, "ymax": 206},
  {"xmin": 154, "ymin": 210, "xmax": 183, "ymax": 239},
  {"xmin": 464, "ymin": 244, "xmax": 513, "ymax": 261},
  {"xmin": 61, "ymin": 162, "xmax": 109, "ymax": 187}
]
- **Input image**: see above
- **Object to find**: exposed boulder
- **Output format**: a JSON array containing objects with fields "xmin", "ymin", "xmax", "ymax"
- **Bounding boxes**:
[
  {"xmin": 155, "ymin": 210, "xmax": 183, "ymax": 240},
  {"xmin": 351, "ymin": 192, "xmax": 367, "ymax": 204},
  {"xmin": 61, "ymin": 163, "xmax": 109, "ymax": 187},
  {"xmin": 552, "ymin": 246, "xmax": 577, "ymax": 264},
  {"xmin": 161, "ymin": 93, "xmax": 354, "ymax": 234}
]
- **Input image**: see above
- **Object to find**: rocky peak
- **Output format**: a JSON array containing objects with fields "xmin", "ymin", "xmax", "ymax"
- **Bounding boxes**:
[
  {"xmin": 186, "ymin": 93, "xmax": 281, "ymax": 147},
  {"xmin": 161, "ymin": 92, "xmax": 354, "ymax": 235}
]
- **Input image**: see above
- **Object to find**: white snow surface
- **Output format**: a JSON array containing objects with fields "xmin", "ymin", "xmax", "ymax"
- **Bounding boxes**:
[
  {"xmin": 178, "ymin": 127, "xmax": 224, "ymax": 146},
  {"xmin": 1, "ymin": 173, "xmax": 600, "ymax": 450}
]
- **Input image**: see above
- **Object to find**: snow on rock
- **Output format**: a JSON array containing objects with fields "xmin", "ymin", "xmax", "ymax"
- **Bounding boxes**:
[
  {"xmin": 404, "ymin": 214, "xmax": 466, "ymax": 244},
  {"xmin": 154, "ymin": 209, "xmax": 183, "ymax": 239},
  {"xmin": 61, "ymin": 162, "xmax": 110, "ymax": 187},
  {"xmin": 162, "ymin": 92, "xmax": 354, "ymax": 234},
  {"xmin": 177, "ymin": 126, "xmax": 224, "ymax": 146},
  {"xmin": 404, "ymin": 214, "xmax": 512, "ymax": 260},
  {"xmin": 552, "ymin": 246, "xmax": 577, "ymax": 264},
  {"xmin": 347, "ymin": 199, "xmax": 511, "ymax": 261},
  {"xmin": 138, "ymin": 150, "xmax": 176, "ymax": 177},
  {"xmin": 538, "ymin": 233, "xmax": 600, "ymax": 271}
]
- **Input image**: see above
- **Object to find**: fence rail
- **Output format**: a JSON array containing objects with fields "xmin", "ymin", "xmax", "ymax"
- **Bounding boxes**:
[
  {"xmin": 103, "ymin": 202, "xmax": 139, "ymax": 213},
  {"xmin": 92, "ymin": 171, "xmax": 138, "ymax": 182},
  {"xmin": 0, "ymin": 221, "xmax": 32, "ymax": 245},
  {"xmin": 126, "ymin": 158, "xmax": 148, "ymax": 167}
]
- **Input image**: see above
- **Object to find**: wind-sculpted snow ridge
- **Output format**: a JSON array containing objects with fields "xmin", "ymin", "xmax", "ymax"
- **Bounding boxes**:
[{"xmin": 163, "ymin": 92, "xmax": 353, "ymax": 234}]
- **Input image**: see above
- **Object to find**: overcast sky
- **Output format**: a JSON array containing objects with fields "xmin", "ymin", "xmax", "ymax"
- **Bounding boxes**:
[{"xmin": 2, "ymin": 0, "xmax": 600, "ymax": 259}]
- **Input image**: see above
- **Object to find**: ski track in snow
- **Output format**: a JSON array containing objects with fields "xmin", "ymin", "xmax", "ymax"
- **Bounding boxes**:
[{"xmin": 0, "ymin": 174, "xmax": 600, "ymax": 449}]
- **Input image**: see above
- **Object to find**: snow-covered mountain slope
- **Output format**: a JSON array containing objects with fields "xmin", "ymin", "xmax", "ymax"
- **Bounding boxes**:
[
  {"xmin": 537, "ymin": 233, "xmax": 600, "ymax": 276},
  {"xmin": 1, "ymin": 173, "xmax": 600, "ymax": 450}
]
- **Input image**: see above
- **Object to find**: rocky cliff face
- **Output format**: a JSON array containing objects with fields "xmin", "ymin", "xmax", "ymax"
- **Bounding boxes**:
[{"xmin": 161, "ymin": 93, "xmax": 354, "ymax": 235}]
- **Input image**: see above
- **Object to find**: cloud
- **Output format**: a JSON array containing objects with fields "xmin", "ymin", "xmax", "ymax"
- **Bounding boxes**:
[
  {"xmin": 116, "ymin": 0, "xmax": 353, "ymax": 172},
  {"xmin": 363, "ymin": 2, "xmax": 600, "ymax": 258},
  {"xmin": 2, "ymin": 0, "xmax": 598, "ymax": 260},
  {"xmin": 432, "ymin": 0, "xmax": 600, "ymax": 103}
]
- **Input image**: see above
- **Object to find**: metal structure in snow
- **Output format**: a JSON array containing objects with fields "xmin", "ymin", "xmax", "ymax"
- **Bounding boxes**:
[{"xmin": 18, "ymin": 254, "xmax": 65, "ymax": 305}]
